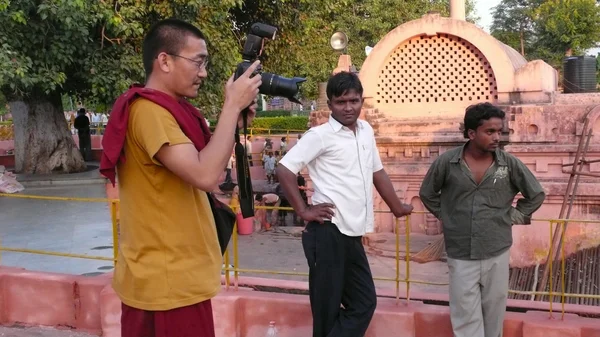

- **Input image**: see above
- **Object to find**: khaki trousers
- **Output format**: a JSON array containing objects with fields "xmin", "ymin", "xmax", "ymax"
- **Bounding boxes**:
[{"xmin": 447, "ymin": 249, "xmax": 509, "ymax": 337}]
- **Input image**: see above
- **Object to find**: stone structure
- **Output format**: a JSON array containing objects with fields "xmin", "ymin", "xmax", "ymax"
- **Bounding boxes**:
[{"xmin": 310, "ymin": 4, "xmax": 600, "ymax": 268}]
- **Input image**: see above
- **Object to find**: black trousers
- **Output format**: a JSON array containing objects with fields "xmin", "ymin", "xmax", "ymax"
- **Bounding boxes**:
[
  {"xmin": 78, "ymin": 132, "xmax": 92, "ymax": 162},
  {"xmin": 301, "ymin": 221, "xmax": 376, "ymax": 337}
]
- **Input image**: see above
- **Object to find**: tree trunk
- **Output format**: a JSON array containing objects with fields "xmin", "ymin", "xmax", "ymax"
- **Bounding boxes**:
[
  {"xmin": 10, "ymin": 93, "xmax": 86, "ymax": 174},
  {"xmin": 520, "ymin": 29, "xmax": 525, "ymax": 57}
]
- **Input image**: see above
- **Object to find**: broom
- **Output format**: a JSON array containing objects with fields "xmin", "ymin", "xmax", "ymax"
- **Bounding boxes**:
[{"xmin": 411, "ymin": 236, "xmax": 445, "ymax": 263}]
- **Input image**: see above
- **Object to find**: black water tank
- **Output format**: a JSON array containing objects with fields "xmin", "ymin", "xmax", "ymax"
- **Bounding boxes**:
[{"xmin": 563, "ymin": 56, "xmax": 597, "ymax": 93}]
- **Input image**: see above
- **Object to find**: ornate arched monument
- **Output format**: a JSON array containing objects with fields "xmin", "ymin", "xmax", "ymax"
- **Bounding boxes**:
[{"xmin": 309, "ymin": 1, "xmax": 600, "ymax": 282}]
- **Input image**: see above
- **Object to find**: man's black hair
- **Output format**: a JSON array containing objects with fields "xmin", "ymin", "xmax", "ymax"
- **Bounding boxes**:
[
  {"xmin": 462, "ymin": 102, "xmax": 505, "ymax": 138},
  {"xmin": 142, "ymin": 18, "xmax": 206, "ymax": 77},
  {"xmin": 326, "ymin": 71, "xmax": 363, "ymax": 100}
]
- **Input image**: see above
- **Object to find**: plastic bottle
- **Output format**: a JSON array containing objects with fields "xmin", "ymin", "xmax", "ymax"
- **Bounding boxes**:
[{"xmin": 266, "ymin": 321, "xmax": 278, "ymax": 337}]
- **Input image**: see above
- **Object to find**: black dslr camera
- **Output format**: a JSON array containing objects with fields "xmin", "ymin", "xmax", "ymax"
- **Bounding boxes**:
[
  {"xmin": 234, "ymin": 23, "xmax": 306, "ymax": 105},
  {"xmin": 234, "ymin": 23, "xmax": 305, "ymax": 219}
]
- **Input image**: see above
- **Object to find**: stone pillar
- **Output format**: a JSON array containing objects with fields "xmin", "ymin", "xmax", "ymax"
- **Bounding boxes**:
[
  {"xmin": 333, "ymin": 54, "xmax": 353, "ymax": 74},
  {"xmin": 316, "ymin": 82, "xmax": 328, "ymax": 111},
  {"xmin": 450, "ymin": 0, "xmax": 465, "ymax": 21}
]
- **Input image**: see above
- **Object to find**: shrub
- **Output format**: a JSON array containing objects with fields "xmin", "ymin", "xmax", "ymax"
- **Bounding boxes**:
[
  {"xmin": 248, "ymin": 116, "xmax": 308, "ymax": 134},
  {"xmin": 0, "ymin": 124, "xmax": 14, "ymax": 141},
  {"xmin": 256, "ymin": 110, "xmax": 292, "ymax": 117},
  {"xmin": 207, "ymin": 116, "xmax": 309, "ymax": 134}
]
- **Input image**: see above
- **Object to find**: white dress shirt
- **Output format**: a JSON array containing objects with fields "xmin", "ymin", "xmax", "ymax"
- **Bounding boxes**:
[{"xmin": 279, "ymin": 116, "xmax": 384, "ymax": 236}]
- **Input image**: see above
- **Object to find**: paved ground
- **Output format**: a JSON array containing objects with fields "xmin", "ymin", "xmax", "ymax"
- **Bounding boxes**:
[
  {"xmin": 0, "ymin": 326, "xmax": 97, "ymax": 337},
  {"xmin": 1, "ymin": 181, "xmax": 449, "ymax": 290},
  {"xmin": 229, "ymin": 228, "xmax": 449, "ymax": 294},
  {"xmin": 1, "ymin": 184, "xmax": 114, "ymax": 276},
  {"xmin": 0, "ymin": 175, "xmax": 450, "ymax": 335}
]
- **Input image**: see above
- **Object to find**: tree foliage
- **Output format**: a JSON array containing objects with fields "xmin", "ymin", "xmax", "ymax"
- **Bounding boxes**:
[
  {"xmin": 0, "ymin": 0, "xmax": 479, "ymax": 172},
  {"xmin": 0, "ymin": 0, "xmax": 242, "ymax": 115},
  {"xmin": 0, "ymin": 0, "xmax": 478, "ymax": 113},
  {"xmin": 231, "ymin": 0, "xmax": 476, "ymax": 99},
  {"xmin": 491, "ymin": 0, "xmax": 600, "ymax": 67},
  {"xmin": 490, "ymin": 0, "xmax": 541, "ymax": 57},
  {"xmin": 534, "ymin": 0, "xmax": 600, "ymax": 66}
]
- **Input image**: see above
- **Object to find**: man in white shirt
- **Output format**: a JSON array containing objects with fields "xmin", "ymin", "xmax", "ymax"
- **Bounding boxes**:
[{"xmin": 276, "ymin": 72, "xmax": 413, "ymax": 337}]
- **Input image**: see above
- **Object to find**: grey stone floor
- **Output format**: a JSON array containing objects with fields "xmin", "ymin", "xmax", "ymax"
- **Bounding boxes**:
[
  {"xmin": 0, "ymin": 180, "xmax": 451, "ymax": 336},
  {"xmin": 0, "ymin": 326, "xmax": 98, "ymax": 337},
  {"xmin": 0, "ymin": 184, "xmax": 115, "ymax": 276},
  {"xmin": 1, "ymin": 182, "xmax": 449, "ymax": 288},
  {"xmin": 1, "ymin": 181, "xmax": 450, "ymax": 287}
]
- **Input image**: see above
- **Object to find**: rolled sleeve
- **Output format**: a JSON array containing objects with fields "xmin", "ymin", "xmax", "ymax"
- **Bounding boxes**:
[
  {"xmin": 129, "ymin": 100, "xmax": 191, "ymax": 166},
  {"xmin": 279, "ymin": 129, "xmax": 324, "ymax": 174}
]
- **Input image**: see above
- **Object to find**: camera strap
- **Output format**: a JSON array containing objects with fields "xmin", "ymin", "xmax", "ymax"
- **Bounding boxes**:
[{"xmin": 234, "ymin": 109, "xmax": 255, "ymax": 218}]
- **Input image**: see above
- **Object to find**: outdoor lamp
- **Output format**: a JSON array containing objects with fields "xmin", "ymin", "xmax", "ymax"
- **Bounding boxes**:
[{"xmin": 330, "ymin": 32, "xmax": 348, "ymax": 53}]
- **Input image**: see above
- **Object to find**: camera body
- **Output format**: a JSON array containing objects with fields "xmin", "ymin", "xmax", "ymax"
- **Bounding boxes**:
[{"xmin": 234, "ymin": 23, "xmax": 305, "ymax": 104}]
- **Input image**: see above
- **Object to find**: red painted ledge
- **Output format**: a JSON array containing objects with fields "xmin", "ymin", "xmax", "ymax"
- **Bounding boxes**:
[{"xmin": 1, "ymin": 267, "xmax": 599, "ymax": 337}]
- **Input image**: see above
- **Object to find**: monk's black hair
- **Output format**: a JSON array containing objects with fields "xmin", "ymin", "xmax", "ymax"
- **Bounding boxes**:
[{"xmin": 142, "ymin": 18, "xmax": 206, "ymax": 77}]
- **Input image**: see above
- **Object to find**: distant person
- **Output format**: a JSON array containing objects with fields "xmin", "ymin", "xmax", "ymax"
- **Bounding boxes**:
[
  {"xmin": 224, "ymin": 151, "xmax": 234, "ymax": 183},
  {"xmin": 91, "ymin": 112, "xmax": 101, "ymax": 135},
  {"xmin": 263, "ymin": 151, "xmax": 277, "ymax": 184},
  {"xmin": 275, "ymin": 182, "xmax": 290, "ymax": 226},
  {"xmin": 294, "ymin": 174, "xmax": 310, "ymax": 225},
  {"xmin": 74, "ymin": 108, "xmax": 92, "ymax": 161},
  {"xmin": 419, "ymin": 103, "xmax": 545, "ymax": 337},
  {"xmin": 276, "ymin": 72, "xmax": 413, "ymax": 337},
  {"xmin": 263, "ymin": 138, "xmax": 273, "ymax": 152},
  {"xmin": 280, "ymin": 136, "xmax": 287, "ymax": 154},
  {"xmin": 245, "ymin": 135, "xmax": 253, "ymax": 167}
]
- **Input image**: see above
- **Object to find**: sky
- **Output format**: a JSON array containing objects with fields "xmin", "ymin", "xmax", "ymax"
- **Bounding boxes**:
[
  {"xmin": 473, "ymin": 0, "xmax": 501, "ymax": 33},
  {"xmin": 473, "ymin": 0, "xmax": 599, "ymax": 55}
]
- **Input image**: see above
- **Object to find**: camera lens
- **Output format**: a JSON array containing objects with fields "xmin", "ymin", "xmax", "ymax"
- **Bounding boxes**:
[{"xmin": 260, "ymin": 73, "xmax": 306, "ymax": 104}]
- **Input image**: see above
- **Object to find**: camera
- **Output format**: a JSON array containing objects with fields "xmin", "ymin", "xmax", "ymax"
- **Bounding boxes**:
[
  {"xmin": 233, "ymin": 23, "xmax": 305, "ymax": 219},
  {"xmin": 234, "ymin": 23, "xmax": 306, "ymax": 104}
]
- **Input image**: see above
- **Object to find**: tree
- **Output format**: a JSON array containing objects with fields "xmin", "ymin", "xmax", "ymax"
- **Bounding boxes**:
[
  {"xmin": 0, "ymin": 0, "xmax": 479, "ymax": 173},
  {"xmin": 231, "ymin": 0, "xmax": 477, "ymax": 99},
  {"xmin": 534, "ymin": 0, "xmax": 600, "ymax": 66},
  {"xmin": 490, "ymin": 0, "xmax": 541, "ymax": 56},
  {"xmin": 0, "ymin": 0, "xmax": 241, "ymax": 174},
  {"xmin": 490, "ymin": 0, "xmax": 600, "ymax": 67}
]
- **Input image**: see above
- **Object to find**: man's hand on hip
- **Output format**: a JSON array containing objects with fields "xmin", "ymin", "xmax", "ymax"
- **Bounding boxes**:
[{"xmin": 299, "ymin": 204, "xmax": 336, "ymax": 224}]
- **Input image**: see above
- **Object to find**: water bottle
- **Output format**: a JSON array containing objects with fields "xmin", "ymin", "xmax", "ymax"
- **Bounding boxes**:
[{"xmin": 266, "ymin": 321, "xmax": 278, "ymax": 337}]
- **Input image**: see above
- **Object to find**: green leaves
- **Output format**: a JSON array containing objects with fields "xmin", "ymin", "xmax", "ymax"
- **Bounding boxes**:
[
  {"xmin": 1, "ymin": 0, "xmax": 481, "ymax": 115},
  {"xmin": 231, "ymin": 0, "xmax": 477, "ymax": 99},
  {"xmin": 535, "ymin": 0, "xmax": 600, "ymax": 62},
  {"xmin": 10, "ymin": 10, "xmax": 26, "ymax": 24},
  {"xmin": 491, "ymin": 0, "xmax": 600, "ymax": 67}
]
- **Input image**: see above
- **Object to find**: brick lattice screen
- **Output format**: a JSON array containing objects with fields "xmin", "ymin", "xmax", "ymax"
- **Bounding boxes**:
[{"xmin": 376, "ymin": 33, "xmax": 498, "ymax": 106}]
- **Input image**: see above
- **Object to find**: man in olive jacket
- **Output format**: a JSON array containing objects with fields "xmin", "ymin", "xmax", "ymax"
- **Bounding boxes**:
[{"xmin": 419, "ymin": 103, "xmax": 545, "ymax": 337}]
